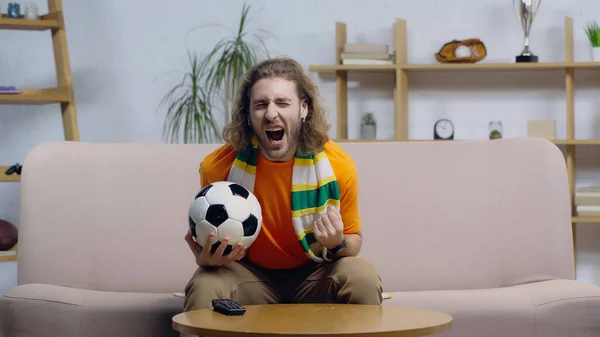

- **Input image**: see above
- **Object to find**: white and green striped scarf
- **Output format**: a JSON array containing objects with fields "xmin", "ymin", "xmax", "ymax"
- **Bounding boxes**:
[{"xmin": 227, "ymin": 136, "xmax": 341, "ymax": 263}]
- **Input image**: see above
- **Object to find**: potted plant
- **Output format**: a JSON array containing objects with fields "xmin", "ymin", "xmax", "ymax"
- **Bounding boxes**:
[
  {"xmin": 585, "ymin": 21, "xmax": 600, "ymax": 62},
  {"xmin": 158, "ymin": 51, "xmax": 221, "ymax": 144},
  {"xmin": 158, "ymin": 2, "xmax": 276, "ymax": 143},
  {"xmin": 360, "ymin": 112, "xmax": 377, "ymax": 139}
]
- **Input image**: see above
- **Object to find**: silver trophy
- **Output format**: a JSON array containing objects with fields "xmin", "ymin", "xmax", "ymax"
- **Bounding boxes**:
[{"xmin": 513, "ymin": 0, "xmax": 541, "ymax": 62}]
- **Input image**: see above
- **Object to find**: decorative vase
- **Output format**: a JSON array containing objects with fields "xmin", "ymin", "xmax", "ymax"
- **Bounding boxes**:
[
  {"xmin": 361, "ymin": 124, "xmax": 376, "ymax": 139},
  {"xmin": 593, "ymin": 47, "xmax": 600, "ymax": 62}
]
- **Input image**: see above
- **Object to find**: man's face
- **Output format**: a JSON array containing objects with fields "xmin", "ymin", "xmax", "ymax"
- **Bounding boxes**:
[{"xmin": 248, "ymin": 77, "xmax": 307, "ymax": 162}]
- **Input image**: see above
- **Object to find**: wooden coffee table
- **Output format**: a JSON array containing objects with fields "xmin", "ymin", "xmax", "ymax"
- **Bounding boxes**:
[{"xmin": 172, "ymin": 303, "xmax": 452, "ymax": 337}]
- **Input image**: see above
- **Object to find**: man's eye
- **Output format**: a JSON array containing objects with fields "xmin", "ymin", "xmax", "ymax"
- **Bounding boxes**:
[{"xmin": 277, "ymin": 102, "xmax": 290, "ymax": 107}]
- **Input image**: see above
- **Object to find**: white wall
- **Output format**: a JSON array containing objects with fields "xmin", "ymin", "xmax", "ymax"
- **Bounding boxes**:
[{"xmin": 1, "ymin": 0, "xmax": 600, "ymax": 292}]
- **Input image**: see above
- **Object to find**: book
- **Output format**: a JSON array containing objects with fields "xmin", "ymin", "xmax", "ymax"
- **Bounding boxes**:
[
  {"xmin": 342, "ymin": 59, "xmax": 394, "ymax": 65},
  {"xmin": 341, "ymin": 52, "xmax": 392, "ymax": 60},
  {"xmin": 344, "ymin": 43, "xmax": 389, "ymax": 54}
]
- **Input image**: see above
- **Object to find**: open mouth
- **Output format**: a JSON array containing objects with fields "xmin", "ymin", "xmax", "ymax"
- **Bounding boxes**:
[{"xmin": 265, "ymin": 127, "xmax": 284, "ymax": 142}]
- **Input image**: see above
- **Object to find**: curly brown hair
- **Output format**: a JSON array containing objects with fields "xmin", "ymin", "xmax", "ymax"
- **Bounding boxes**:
[{"xmin": 221, "ymin": 56, "xmax": 330, "ymax": 155}]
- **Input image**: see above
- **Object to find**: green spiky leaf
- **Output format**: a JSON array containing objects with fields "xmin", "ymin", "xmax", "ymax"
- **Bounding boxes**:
[{"xmin": 585, "ymin": 21, "xmax": 600, "ymax": 47}]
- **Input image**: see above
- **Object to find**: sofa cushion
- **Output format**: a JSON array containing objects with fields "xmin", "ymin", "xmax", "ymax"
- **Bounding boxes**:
[
  {"xmin": 0, "ymin": 283, "xmax": 183, "ymax": 337},
  {"xmin": 382, "ymin": 279, "xmax": 600, "ymax": 337}
]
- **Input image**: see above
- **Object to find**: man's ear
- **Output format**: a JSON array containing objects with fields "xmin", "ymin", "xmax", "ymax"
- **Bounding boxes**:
[{"xmin": 301, "ymin": 99, "xmax": 309, "ymax": 119}]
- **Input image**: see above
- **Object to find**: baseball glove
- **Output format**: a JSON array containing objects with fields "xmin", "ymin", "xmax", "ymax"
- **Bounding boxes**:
[{"xmin": 435, "ymin": 38, "xmax": 487, "ymax": 63}]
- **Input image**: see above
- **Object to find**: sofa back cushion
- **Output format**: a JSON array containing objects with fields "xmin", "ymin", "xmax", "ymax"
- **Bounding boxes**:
[
  {"xmin": 351, "ymin": 138, "xmax": 574, "ymax": 291},
  {"xmin": 18, "ymin": 142, "xmax": 217, "ymax": 293},
  {"xmin": 17, "ymin": 138, "xmax": 574, "ymax": 293}
]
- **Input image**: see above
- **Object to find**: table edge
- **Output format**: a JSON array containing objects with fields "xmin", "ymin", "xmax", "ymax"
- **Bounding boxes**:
[{"xmin": 172, "ymin": 317, "xmax": 453, "ymax": 337}]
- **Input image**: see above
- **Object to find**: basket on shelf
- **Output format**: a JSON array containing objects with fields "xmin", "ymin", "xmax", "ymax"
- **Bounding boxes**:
[{"xmin": 435, "ymin": 38, "xmax": 487, "ymax": 63}]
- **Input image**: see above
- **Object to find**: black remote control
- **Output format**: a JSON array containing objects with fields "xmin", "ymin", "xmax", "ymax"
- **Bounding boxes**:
[{"xmin": 211, "ymin": 299, "xmax": 246, "ymax": 316}]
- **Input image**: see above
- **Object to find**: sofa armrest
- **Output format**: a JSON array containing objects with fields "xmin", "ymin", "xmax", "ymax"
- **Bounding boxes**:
[{"xmin": 0, "ymin": 283, "xmax": 183, "ymax": 337}]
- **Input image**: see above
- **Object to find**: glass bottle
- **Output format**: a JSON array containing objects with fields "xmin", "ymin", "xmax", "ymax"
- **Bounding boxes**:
[
  {"xmin": 24, "ymin": 3, "xmax": 39, "ymax": 20},
  {"xmin": 489, "ymin": 121, "xmax": 503, "ymax": 139}
]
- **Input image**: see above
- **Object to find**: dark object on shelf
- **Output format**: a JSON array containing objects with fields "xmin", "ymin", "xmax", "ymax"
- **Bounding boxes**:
[
  {"xmin": 435, "ymin": 38, "xmax": 487, "ymax": 63},
  {"xmin": 0, "ymin": 219, "xmax": 18, "ymax": 251},
  {"xmin": 5, "ymin": 163, "xmax": 22, "ymax": 175},
  {"xmin": 7, "ymin": 2, "xmax": 20, "ymax": 18}
]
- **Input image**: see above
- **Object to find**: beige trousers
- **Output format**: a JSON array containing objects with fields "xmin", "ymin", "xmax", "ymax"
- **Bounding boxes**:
[{"xmin": 183, "ymin": 256, "xmax": 383, "ymax": 311}]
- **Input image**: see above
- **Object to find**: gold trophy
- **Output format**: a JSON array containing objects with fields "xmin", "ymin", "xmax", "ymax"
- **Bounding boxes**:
[{"xmin": 514, "ymin": 0, "xmax": 542, "ymax": 62}]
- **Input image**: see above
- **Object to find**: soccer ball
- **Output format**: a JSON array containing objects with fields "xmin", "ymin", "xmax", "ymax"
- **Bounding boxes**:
[{"xmin": 188, "ymin": 181, "xmax": 262, "ymax": 255}]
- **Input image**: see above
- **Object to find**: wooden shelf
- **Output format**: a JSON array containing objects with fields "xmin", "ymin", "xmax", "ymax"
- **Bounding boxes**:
[
  {"xmin": 552, "ymin": 140, "xmax": 600, "ymax": 145},
  {"xmin": 0, "ymin": 166, "xmax": 21, "ymax": 182},
  {"xmin": 0, "ymin": 255, "xmax": 17, "ymax": 262},
  {"xmin": 0, "ymin": 14, "xmax": 59, "ymax": 30},
  {"xmin": 1, "ymin": 0, "xmax": 80, "ymax": 184},
  {"xmin": 403, "ymin": 61, "xmax": 600, "ymax": 71},
  {"xmin": 0, "ymin": 244, "xmax": 18, "ymax": 262},
  {"xmin": 0, "ymin": 87, "xmax": 71, "ymax": 105},
  {"xmin": 572, "ymin": 217, "xmax": 600, "ymax": 223},
  {"xmin": 309, "ymin": 62, "xmax": 600, "ymax": 73}
]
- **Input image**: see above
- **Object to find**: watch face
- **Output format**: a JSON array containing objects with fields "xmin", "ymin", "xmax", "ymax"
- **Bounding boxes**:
[{"xmin": 435, "ymin": 119, "xmax": 453, "ymax": 139}]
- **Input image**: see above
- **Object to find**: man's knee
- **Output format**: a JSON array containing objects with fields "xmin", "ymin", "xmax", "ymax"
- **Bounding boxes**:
[
  {"xmin": 183, "ymin": 262, "xmax": 280, "ymax": 311},
  {"xmin": 184, "ymin": 266, "xmax": 232, "ymax": 311},
  {"xmin": 332, "ymin": 256, "xmax": 383, "ymax": 305}
]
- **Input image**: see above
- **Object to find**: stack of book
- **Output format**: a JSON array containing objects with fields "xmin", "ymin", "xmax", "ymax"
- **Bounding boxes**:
[
  {"xmin": 575, "ymin": 186, "xmax": 600, "ymax": 217},
  {"xmin": 0, "ymin": 86, "xmax": 20, "ymax": 94},
  {"xmin": 341, "ymin": 43, "xmax": 394, "ymax": 65}
]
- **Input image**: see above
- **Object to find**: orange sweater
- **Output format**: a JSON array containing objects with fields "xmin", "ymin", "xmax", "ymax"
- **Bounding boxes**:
[{"xmin": 199, "ymin": 140, "xmax": 361, "ymax": 269}]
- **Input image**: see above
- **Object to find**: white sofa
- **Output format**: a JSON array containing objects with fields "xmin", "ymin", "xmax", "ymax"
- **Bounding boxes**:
[{"xmin": 1, "ymin": 137, "xmax": 600, "ymax": 337}]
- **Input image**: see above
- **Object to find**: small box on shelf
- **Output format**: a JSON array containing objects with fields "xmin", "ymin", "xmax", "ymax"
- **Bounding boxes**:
[{"xmin": 527, "ymin": 120, "xmax": 555, "ymax": 139}]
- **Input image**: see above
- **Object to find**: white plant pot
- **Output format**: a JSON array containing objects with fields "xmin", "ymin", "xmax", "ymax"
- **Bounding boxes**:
[
  {"xmin": 361, "ymin": 124, "xmax": 376, "ymax": 139},
  {"xmin": 593, "ymin": 47, "xmax": 600, "ymax": 62}
]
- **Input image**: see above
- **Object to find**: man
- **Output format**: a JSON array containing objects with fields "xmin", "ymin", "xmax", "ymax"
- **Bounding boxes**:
[{"xmin": 183, "ymin": 56, "xmax": 382, "ymax": 310}]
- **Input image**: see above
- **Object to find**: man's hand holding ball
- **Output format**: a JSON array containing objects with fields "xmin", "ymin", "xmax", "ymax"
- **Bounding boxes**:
[{"xmin": 185, "ymin": 229, "xmax": 246, "ymax": 267}]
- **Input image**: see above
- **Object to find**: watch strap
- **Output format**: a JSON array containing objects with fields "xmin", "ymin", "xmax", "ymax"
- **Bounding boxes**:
[{"xmin": 328, "ymin": 237, "xmax": 347, "ymax": 255}]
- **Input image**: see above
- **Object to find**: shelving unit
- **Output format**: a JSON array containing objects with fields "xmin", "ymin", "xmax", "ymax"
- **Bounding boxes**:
[
  {"xmin": 308, "ymin": 16, "xmax": 600, "ymax": 264},
  {"xmin": 0, "ymin": 0, "xmax": 79, "ymax": 185},
  {"xmin": 0, "ymin": 14, "xmax": 58, "ymax": 30},
  {"xmin": 0, "ymin": 0, "xmax": 79, "ymax": 262}
]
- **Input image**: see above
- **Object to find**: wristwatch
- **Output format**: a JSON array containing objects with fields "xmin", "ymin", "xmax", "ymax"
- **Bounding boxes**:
[{"xmin": 328, "ymin": 237, "xmax": 347, "ymax": 256}]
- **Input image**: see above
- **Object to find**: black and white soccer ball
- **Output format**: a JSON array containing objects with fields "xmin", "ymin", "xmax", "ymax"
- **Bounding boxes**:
[{"xmin": 188, "ymin": 181, "xmax": 262, "ymax": 255}]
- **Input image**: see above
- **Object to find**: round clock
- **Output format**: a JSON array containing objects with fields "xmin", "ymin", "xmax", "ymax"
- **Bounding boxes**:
[{"xmin": 434, "ymin": 119, "xmax": 454, "ymax": 140}]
